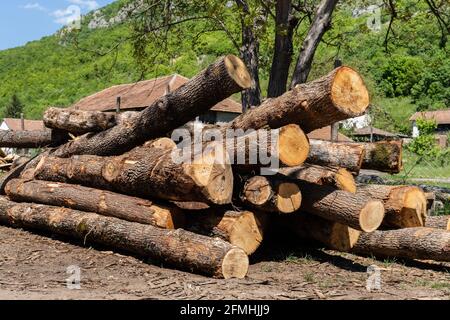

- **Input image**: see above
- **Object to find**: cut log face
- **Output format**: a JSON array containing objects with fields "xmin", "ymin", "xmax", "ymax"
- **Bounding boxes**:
[
  {"xmin": 352, "ymin": 227, "xmax": 450, "ymax": 262},
  {"xmin": 279, "ymin": 213, "xmax": 361, "ymax": 252},
  {"xmin": 184, "ymin": 210, "xmax": 265, "ymax": 255},
  {"xmin": 0, "ymin": 196, "xmax": 249, "ymax": 279},
  {"xmin": 5, "ymin": 179, "xmax": 184, "ymax": 229},
  {"xmin": 33, "ymin": 142, "xmax": 234, "ymax": 205},
  {"xmin": 226, "ymin": 66, "xmax": 370, "ymax": 133},
  {"xmin": 280, "ymin": 165, "xmax": 356, "ymax": 193},
  {"xmin": 296, "ymin": 181, "xmax": 385, "ymax": 232},
  {"xmin": 241, "ymin": 175, "xmax": 302, "ymax": 214},
  {"xmin": 52, "ymin": 55, "xmax": 251, "ymax": 158},
  {"xmin": 357, "ymin": 184, "xmax": 427, "ymax": 229},
  {"xmin": 359, "ymin": 140, "xmax": 403, "ymax": 173},
  {"xmin": 278, "ymin": 124, "xmax": 310, "ymax": 167},
  {"xmin": 424, "ymin": 215, "xmax": 450, "ymax": 231},
  {"xmin": 308, "ymin": 140, "xmax": 365, "ymax": 174}
]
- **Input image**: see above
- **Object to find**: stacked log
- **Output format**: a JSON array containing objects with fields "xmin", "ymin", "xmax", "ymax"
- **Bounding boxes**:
[{"xmin": 1, "ymin": 55, "xmax": 448, "ymax": 279}]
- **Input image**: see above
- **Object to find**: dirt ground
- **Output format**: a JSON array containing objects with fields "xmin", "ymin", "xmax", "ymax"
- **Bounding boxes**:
[{"xmin": 0, "ymin": 225, "xmax": 449, "ymax": 300}]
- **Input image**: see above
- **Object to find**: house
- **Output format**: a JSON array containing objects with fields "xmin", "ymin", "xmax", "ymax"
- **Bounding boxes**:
[
  {"xmin": 351, "ymin": 126, "xmax": 408, "ymax": 142},
  {"xmin": 70, "ymin": 74, "xmax": 243, "ymax": 124},
  {"xmin": 410, "ymin": 109, "xmax": 450, "ymax": 137},
  {"xmin": 409, "ymin": 109, "xmax": 450, "ymax": 148},
  {"xmin": 0, "ymin": 118, "xmax": 45, "ymax": 155},
  {"xmin": 307, "ymin": 126, "xmax": 353, "ymax": 142}
]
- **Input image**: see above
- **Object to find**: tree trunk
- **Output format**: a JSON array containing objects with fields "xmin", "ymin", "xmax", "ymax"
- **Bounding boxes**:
[
  {"xmin": 352, "ymin": 227, "xmax": 450, "ymax": 262},
  {"xmin": 43, "ymin": 107, "xmax": 139, "ymax": 135},
  {"xmin": 184, "ymin": 210, "xmax": 265, "ymax": 255},
  {"xmin": 290, "ymin": 0, "xmax": 339, "ymax": 86},
  {"xmin": 52, "ymin": 55, "xmax": 251, "ymax": 158},
  {"xmin": 357, "ymin": 184, "xmax": 427, "ymax": 229},
  {"xmin": 296, "ymin": 180, "xmax": 385, "ymax": 232},
  {"xmin": 424, "ymin": 215, "xmax": 450, "ymax": 231},
  {"xmin": 33, "ymin": 142, "xmax": 234, "ymax": 205},
  {"xmin": 268, "ymin": 0, "xmax": 298, "ymax": 97},
  {"xmin": 226, "ymin": 66, "xmax": 370, "ymax": 133},
  {"xmin": 5, "ymin": 179, "xmax": 184, "ymax": 229},
  {"xmin": 0, "ymin": 196, "xmax": 249, "ymax": 279},
  {"xmin": 240, "ymin": 175, "xmax": 302, "ymax": 214},
  {"xmin": 236, "ymin": 0, "xmax": 262, "ymax": 110},
  {"xmin": 308, "ymin": 139, "xmax": 365, "ymax": 174},
  {"xmin": 279, "ymin": 164, "xmax": 356, "ymax": 193},
  {"xmin": 0, "ymin": 130, "xmax": 67, "ymax": 148},
  {"xmin": 358, "ymin": 140, "xmax": 403, "ymax": 173},
  {"xmin": 278, "ymin": 213, "xmax": 361, "ymax": 252}
]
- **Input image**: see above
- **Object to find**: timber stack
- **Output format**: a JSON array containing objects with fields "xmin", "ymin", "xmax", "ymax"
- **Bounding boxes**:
[{"xmin": 0, "ymin": 54, "xmax": 447, "ymax": 280}]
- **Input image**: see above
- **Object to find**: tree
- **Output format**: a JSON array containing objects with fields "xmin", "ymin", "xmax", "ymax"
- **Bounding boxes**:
[{"xmin": 3, "ymin": 94, "xmax": 24, "ymax": 119}]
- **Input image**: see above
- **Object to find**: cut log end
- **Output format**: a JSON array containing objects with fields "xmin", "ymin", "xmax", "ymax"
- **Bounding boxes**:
[
  {"xmin": 228, "ymin": 211, "xmax": 264, "ymax": 255},
  {"xmin": 335, "ymin": 168, "xmax": 357, "ymax": 193},
  {"xmin": 243, "ymin": 176, "xmax": 271, "ymax": 206},
  {"xmin": 330, "ymin": 223, "xmax": 361, "ymax": 252},
  {"xmin": 276, "ymin": 182, "xmax": 302, "ymax": 214},
  {"xmin": 184, "ymin": 143, "xmax": 233, "ymax": 205},
  {"xmin": 331, "ymin": 66, "xmax": 370, "ymax": 116},
  {"xmin": 401, "ymin": 188, "xmax": 427, "ymax": 227},
  {"xmin": 224, "ymin": 55, "xmax": 252, "ymax": 90},
  {"xmin": 221, "ymin": 247, "xmax": 249, "ymax": 279},
  {"xmin": 278, "ymin": 124, "xmax": 310, "ymax": 167},
  {"xmin": 359, "ymin": 200, "xmax": 385, "ymax": 232}
]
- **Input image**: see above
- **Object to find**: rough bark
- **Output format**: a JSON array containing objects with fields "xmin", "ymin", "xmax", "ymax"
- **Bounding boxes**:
[
  {"xmin": 52, "ymin": 55, "xmax": 251, "ymax": 158},
  {"xmin": 5, "ymin": 179, "xmax": 184, "ymax": 228},
  {"xmin": 240, "ymin": 175, "xmax": 302, "ymax": 214},
  {"xmin": 226, "ymin": 66, "xmax": 370, "ymax": 133},
  {"xmin": 279, "ymin": 213, "xmax": 361, "ymax": 252},
  {"xmin": 358, "ymin": 140, "xmax": 403, "ymax": 173},
  {"xmin": 280, "ymin": 164, "xmax": 356, "ymax": 193},
  {"xmin": 308, "ymin": 139, "xmax": 365, "ymax": 174},
  {"xmin": 268, "ymin": 0, "xmax": 298, "ymax": 97},
  {"xmin": 184, "ymin": 210, "xmax": 265, "ymax": 255},
  {"xmin": 424, "ymin": 215, "xmax": 450, "ymax": 231},
  {"xmin": 296, "ymin": 180, "xmax": 385, "ymax": 232},
  {"xmin": 352, "ymin": 227, "xmax": 450, "ymax": 262},
  {"xmin": 236, "ymin": 0, "xmax": 262, "ymax": 109},
  {"xmin": 33, "ymin": 142, "xmax": 233, "ymax": 205},
  {"xmin": 0, "ymin": 196, "xmax": 249, "ymax": 278},
  {"xmin": 357, "ymin": 184, "xmax": 427, "ymax": 229},
  {"xmin": 290, "ymin": 0, "xmax": 339, "ymax": 86},
  {"xmin": 0, "ymin": 130, "xmax": 67, "ymax": 148},
  {"xmin": 43, "ymin": 107, "xmax": 139, "ymax": 135}
]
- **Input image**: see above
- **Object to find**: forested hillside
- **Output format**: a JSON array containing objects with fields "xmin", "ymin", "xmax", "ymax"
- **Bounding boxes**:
[{"xmin": 0, "ymin": 0, "xmax": 448, "ymax": 135}]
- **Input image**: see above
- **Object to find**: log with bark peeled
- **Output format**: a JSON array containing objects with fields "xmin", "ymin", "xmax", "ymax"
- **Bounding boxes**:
[
  {"xmin": 240, "ymin": 175, "xmax": 302, "ymax": 214},
  {"xmin": 352, "ymin": 227, "xmax": 450, "ymax": 262},
  {"xmin": 226, "ymin": 66, "xmax": 370, "ymax": 133},
  {"xmin": 424, "ymin": 215, "xmax": 450, "ymax": 231},
  {"xmin": 33, "ymin": 141, "xmax": 233, "ymax": 205},
  {"xmin": 296, "ymin": 181, "xmax": 385, "ymax": 232},
  {"xmin": 184, "ymin": 210, "xmax": 265, "ymax": 255},
  {"xmin": 52, "ymin": 55, "xmax": 252, "ymax": 158},
  {"xmin": 279, "ymin": 213, "xmax": 361, "ymax": 252},
  {"xmin": 357, "ymin": 184, "xmax": 427, "ymax": 229},
  {"xmin": 308, "ymin": 140, "xmax": 365, "ymax": 174},
  {"xmin": 0, "ymin": 130, "xmax": 68, "ymax": 148},
  {"xmin": 359, "ymin": 140, "xmax": 403, "ymax": 173},
  {"xmin": 280, "ymin": 164, "xmax": 356, "ymax": 193},
  {"xmin": 0, "ymin": 197, "xmax": 248, "ymax": 278},
  {"xmin": 5, "ymin": 179, "xmax": 184, "ymax": 229}
]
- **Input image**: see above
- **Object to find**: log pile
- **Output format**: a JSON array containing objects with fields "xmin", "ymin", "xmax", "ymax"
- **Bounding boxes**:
[{"xmin": 0, "ymin": 55, "xmax": 447, "ymax": 281}]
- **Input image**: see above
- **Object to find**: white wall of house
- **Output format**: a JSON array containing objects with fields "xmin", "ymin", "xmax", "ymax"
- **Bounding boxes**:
[
  {"xmin": 0, "ymin": 121, "xmax": 13, "ymax": 155},
  {"xmin": 342, "ymin": 114, "xmax": 372, "ymax": 129},
  {"xmin": 412, "ymin": 121, "xmax": 419, "ymax": 137}
]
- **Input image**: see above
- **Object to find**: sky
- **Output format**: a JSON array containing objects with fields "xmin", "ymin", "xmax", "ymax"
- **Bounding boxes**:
[{"xmin": 0, "ymin": 0, "xmax": 116, "ymax": 50}]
